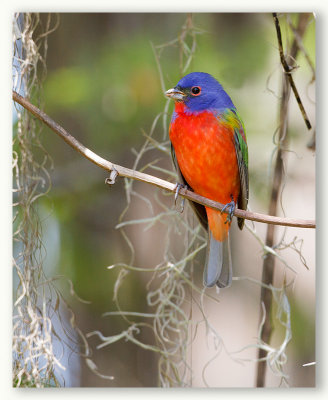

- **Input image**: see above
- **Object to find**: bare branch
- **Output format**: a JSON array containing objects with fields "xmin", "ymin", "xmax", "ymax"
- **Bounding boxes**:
[
  {"xmin": 12, "ymin": 90, "xmax": 315, "ymax": 229},
  {"xmin": 273, "ymin": 12, "xmax": 312, "ymax": 131},
  {"xmin": 256, "ymin": 13, "xmax": 313, "ymax": 388}
]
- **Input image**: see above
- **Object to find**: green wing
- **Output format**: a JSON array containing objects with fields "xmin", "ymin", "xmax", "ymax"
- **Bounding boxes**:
[{"xmin": 220, "ymin": 109, "xmax": 249, "ymax": 230}]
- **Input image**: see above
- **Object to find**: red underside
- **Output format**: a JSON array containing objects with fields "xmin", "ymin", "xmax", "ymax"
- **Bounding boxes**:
[{"xmin": 170, "ymin": 103, "xmax": 240, "ymax": 241}]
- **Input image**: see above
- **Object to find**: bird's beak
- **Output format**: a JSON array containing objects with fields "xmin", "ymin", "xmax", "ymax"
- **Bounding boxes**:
[{"xmin": 165, "ymin": 87, "xmax": 186, "ymax": 101}]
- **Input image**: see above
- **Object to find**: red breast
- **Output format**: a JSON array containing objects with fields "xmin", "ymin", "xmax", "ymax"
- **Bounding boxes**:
[{"xmin": 169, "ymin": 104, "xmax": 240, "ymax": 241}]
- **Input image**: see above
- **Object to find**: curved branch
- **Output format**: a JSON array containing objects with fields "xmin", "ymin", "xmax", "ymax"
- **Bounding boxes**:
[{"xmin": 12, "ymin": 90, "xmax": 315, "ymax": 229}]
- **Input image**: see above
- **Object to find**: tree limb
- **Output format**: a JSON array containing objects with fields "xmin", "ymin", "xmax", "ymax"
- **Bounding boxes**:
[
  {"xmin": 12, "ymin": 90, "xmax": 315, "ymax": 229},
  {"xmin": 255, "ymin": 12, "xmax": 312, "ymax": 388}
]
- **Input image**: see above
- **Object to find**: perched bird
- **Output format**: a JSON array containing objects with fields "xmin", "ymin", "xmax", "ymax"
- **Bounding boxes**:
[{"xmin": 166, "ymin": 72, "xmax": 249, "ymax": 288}]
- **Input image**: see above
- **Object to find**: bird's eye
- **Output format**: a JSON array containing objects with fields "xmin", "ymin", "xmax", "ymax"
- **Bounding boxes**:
[{"xmin": 191, "ymin": 86, "xmax": 201, "ymax": 96}]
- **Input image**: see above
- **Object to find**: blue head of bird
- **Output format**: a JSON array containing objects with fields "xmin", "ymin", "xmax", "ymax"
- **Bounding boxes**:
[{"xmin": 165, "ymin": 72, "xmax": 235, "ymax": 113}]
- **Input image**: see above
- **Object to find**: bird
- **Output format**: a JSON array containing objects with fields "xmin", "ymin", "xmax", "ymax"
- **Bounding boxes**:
[{"xmin": 165, "ymin": 72, "xmax": 249, "ymax": 288}]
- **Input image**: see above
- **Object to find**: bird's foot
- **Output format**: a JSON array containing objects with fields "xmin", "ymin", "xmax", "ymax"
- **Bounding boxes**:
[
  {"xmin": 105, "ymin": 166, "xmax": 118, "ymax": 186},
  {"xmin": 174, "ymin": 183, "xmax": 188, "ymax": 213},
  {"xmin": 221, "ymin": 195, "xmax": 236, "ymax": 224}
]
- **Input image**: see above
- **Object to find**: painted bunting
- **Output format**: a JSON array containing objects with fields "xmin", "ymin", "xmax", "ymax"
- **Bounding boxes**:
[{"xmin": 166, "ymin": 72, "xmax": 249, "ymax": 288}]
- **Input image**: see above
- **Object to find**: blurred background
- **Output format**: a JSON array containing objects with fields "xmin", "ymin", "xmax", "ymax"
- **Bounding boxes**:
[{"xmin": 13, "ymin": 13, "xmax": 315, "ymax": 387}]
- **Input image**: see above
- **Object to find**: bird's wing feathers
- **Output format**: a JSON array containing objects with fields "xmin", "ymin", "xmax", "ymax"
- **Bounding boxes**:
[
  {"xmin": 219, "ymin": 109, "xmax": 249, "ymax": 230},
  {"xmin": 171, "ymin": 143, "xmax": 208, "ymax": 231}
]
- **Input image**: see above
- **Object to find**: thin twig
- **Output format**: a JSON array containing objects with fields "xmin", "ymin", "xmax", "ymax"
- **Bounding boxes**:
[
  {"xmin": 273, "ymin": 12, "xmax": 312, "ymax": 130},
  {"xmin": 12, "ymin": 90, "xmax": 315, "ymax": 229},
  {"xmin": 255, "ymin": 13, "xmax": 312, "ymax": 387}
]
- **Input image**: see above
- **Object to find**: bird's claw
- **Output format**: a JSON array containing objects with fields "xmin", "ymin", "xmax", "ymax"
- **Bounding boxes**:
[
  {"xmin": 221, "ymin": 195, "xmax": 236, "ymax": 224},
  {"xmin": 105, "ymin": 166, "xmax": 118, "ymax": 186},
  {"xmin": 174, "ymin": 183, "xmax": 187, "ymax": 213}
]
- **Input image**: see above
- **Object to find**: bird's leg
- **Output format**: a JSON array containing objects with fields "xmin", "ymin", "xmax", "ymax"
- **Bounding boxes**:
[
  {"xmin": 105, "ymin": 166, "xmax": 118, "ymax": 186},
  {"xmin": 174, "ymin": 183, "xmax": 188, "ymax": 213},
  {"xmin": 221, "ymin": 195, "xmax": 236, "ymax": 224}
]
